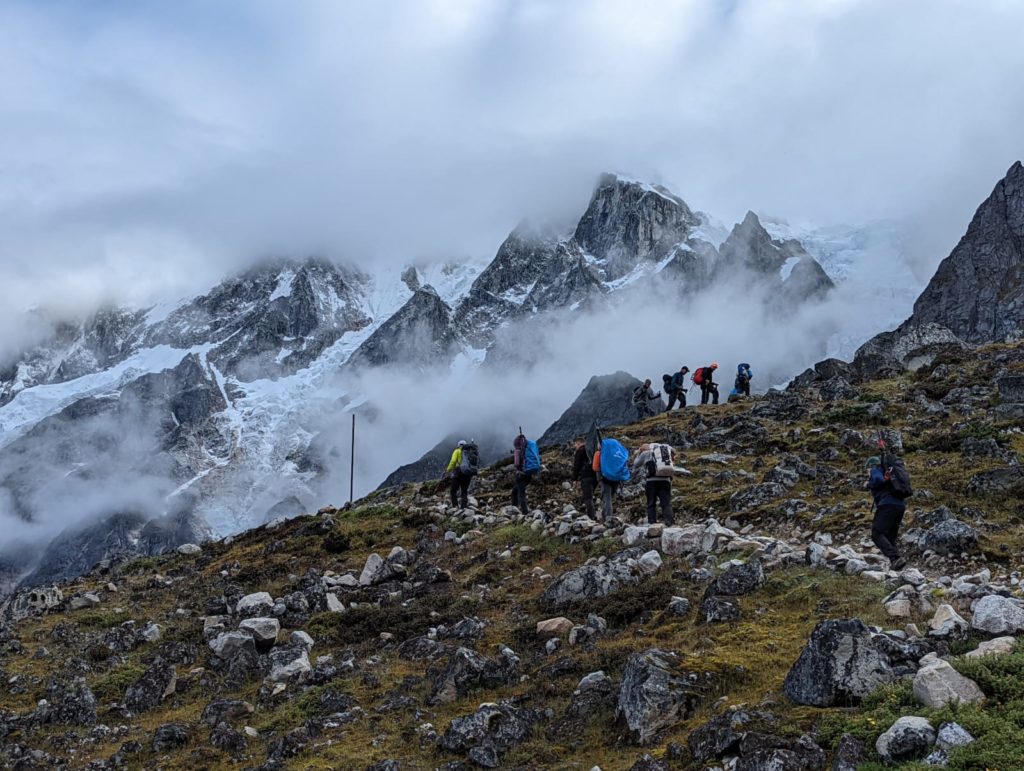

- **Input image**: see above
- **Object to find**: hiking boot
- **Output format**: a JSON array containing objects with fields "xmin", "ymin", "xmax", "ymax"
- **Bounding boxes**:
[{"xmin": 890, "ymin": 556, "xmax": 907, "ymax": 571}]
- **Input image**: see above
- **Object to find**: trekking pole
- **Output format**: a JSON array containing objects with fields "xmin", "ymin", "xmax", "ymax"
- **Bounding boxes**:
[{"xmin": 349, "ymin": 414, "xmax": 356, "ymax": 505}]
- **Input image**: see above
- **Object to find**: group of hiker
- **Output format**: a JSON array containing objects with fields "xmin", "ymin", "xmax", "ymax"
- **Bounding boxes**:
[
  {"xmin": 442, "ymin": 363, "xmax": 917, "ymax": 571},
  {"xmin": 632, "ymin": 362, "xmax": 754, "ymax": 419}
]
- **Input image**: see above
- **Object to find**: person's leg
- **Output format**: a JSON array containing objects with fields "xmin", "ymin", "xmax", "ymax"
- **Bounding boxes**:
[
  {"xmin": 667, "ymin": 393, "xmax": 677, "ymax": 410},
  {"xmin": 581, "ymin": 478, "xmax": 596, "ymax": 519},
  {"xmin": 450, "ymin": 473, "xmax": 460, "ymax": 508},
  {"xmin": 602, "ymin": 482, "xmax": 614, "ymax": 521},
  {"xmin": 658, "ymin": 482, "xmax": 673, "ymax": 526},
  {"xmin": 711, "ymin": 385, "xmax": 720, "ymax": 404},
  {"xmin": 517, "ymin": 473, "xmax": 530, "ymax": 515},
  {"xmin": 886, "ymin": 507, "xmax": 905, "ymax": 553},
  {"xmin": 460, "ymin": 474, "xmax": 471, "ymax": 509},
  {"xmin": 871, "ymin": 505, "xmax": 902, "ymax": 560},
  {"xmin": 645, "ymin": 482, "xmax": 657, "ymax": 524}
]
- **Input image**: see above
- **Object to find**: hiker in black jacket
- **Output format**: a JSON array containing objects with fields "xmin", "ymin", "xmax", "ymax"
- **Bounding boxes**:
[
  {"xmin": 696, "ymin": 363, "xmax": 719, "ymax": 405},
  {"xmin": 572, "ymin": 437, "xmax": 597, "ymax": 519},
  {"xmin": 666, "ymin": 366, "xmax": 689, "ymax": 410},
  {"xmin": 632, "ymin": 379, "xmax": 661, "ymax": 420}
]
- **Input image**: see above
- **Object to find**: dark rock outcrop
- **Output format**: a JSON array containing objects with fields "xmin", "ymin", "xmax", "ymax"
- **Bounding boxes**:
[
  {"xmin": 540, "ymin": 372, "xmax": 660, "ymax": 447},
  {"xmin": 906, "ymin": 161, "xmax": 1024, "ymax": 344},
  {"xmin": 615, "ymin": 648, "xmax": 711, "ymax": 744}
]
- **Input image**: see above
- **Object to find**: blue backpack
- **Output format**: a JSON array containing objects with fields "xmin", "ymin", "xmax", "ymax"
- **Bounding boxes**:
[
  {"xmin": 599, "ymin": 438, "xmax": 631, "ymax": 482},
  {"xmin": 524, "ymin": 440, "xmax": 541, "ymax": 474}
]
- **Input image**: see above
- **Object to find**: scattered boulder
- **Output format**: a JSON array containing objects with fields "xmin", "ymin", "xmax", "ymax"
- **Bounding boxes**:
[
  {"xmin": 615, "ymin": 648, "xmax": 709, "ymax": 744},
  {"xmin": 540, "ymin": 551, "xmax": 640, "ymax": 607},
  {"xmin": 967, "ymin": 467, "xmax": 1024, "ymax": 496},
  {"xmin": 831, "ymin": 733, "xmax": 866, "ymax": 771},
  {"xmin": 700, "ymin": 596, "xmax": 741, "ymax": 623},
  {"xmin": 238, "ymin": 617, "xmax": 280, "ymax": 652},
  {"xmin": 6, "ymin": 586, "xmax": 63, "ymax": 621},
  {"xmin": 970, "ymin": 595, "xmax": 1024, "ymax": 635},
  {"xmin": 41, "ymin": 677, "xmax": 97, "ymax": 726},
  {"xmin": 210, "ymin": 721, "xmax": 247, "ymax": 753},
  {"xmin": 201, "ymin": 699, "xmax": 254, "ymax": 727},
  {"xmin": 875, "ymin": 716, "xmax": 935, "ymax": 764},
  {"xmin": 783, "ymin": 619, "xmax": 895, "ymax": 706},
  {"xmin": 209, "ymin": 631, "xmax": 256, "ymax": 659},
  {"xmin": 235, "ymin": 592, "xmax": 274, "ymax": 617},
  {"xmin": 429, "ymin": 646, "xmax": 519, "ymax": 704},
  {"xmin": 688, "ymin": 709, "xmax": 755, "ymax": 763},
  {"xmin": 929, "ymin": 605, "xmax": 969, "ymax": 638},
  {"xmin": 437, "ymin": 702, "xmax": 540, "ymax": 766},
  {"xmin": 966, "ymin": 636, "xmax": 1017, "ymax": 658},
  {"xmin": 730, "ymin": 483, "xmax": 787, "ymax": 512},
  {"xmin": 537, "ymin": 617, "xmax": 574, "ymax": 639},
  {"xmin": 152, "ymin": 723, "xmax": 190, "ymax": 753},
  {"xmin": 124, "ymin": 658, "xmax": 177, "ymax": 714},
  {"xmin": 267, "ymin": 644, "xmax": 311, "ymax": 683},
  {"xmin": 912, "ymin": 654, "xmax": 985, "ymax": 708},
  {"xmin": 922, "ymin": 519, "xmax": 979, "ymax": 556},
  {"xmin": 707, "ymin": 560, "xmax": 765, "ymax": 597}
]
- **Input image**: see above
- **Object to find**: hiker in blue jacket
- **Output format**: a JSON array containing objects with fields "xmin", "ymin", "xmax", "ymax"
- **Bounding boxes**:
[
  {"xmin": 865, "ymin": 455, "xmax": 907, "ymax": 571},
  {"xmin": 734, "ymin": 363, "xmax": 753, "ymax": 397}
]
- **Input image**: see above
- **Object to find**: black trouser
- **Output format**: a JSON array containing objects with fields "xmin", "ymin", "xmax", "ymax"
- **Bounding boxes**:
[
  {"xmin": 514, "ymin": 471, "xmax": 533, "ymax": 515},
  {"xmin": 579, "ymin": 477, "xmax": 596, "ymax": 519},
  {"xmin": 737, "ymin": 381, "xmax": 750, "ymax": 397},
  {"xmin": 701, "ymin": 383, "xmax": 719, "ymax": 405},
  {"xmin": 601, "ymin": 480, "xmax": 619, "ymax": 521},
  {"xmin": 635, "ymin": 402, "xmax": 653, "ymax": 420},
  {"xmin": 871, "ymin": 504, "xmax": 905, "ymax": 560},
  {"xmin": 666, "ymin": 389, "xmax": 686, "ymax": 410},
  {"xmin": 450, "ymin": 471, "xmax": 472, "ymax": 509},
  {"xmin": 645, "ymin": 480, "xmax": 673, "ymax": 525}
]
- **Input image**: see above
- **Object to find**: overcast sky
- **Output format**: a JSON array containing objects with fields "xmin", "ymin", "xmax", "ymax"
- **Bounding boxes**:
[{"xmin": 2, "ymin": 0, "xmax": 1023, "ymax": 331}]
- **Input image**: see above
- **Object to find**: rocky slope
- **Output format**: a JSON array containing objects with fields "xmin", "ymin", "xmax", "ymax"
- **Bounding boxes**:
[{"xmin": 2, "ymin": 339, "xmax": 1023, "ymax": 770}]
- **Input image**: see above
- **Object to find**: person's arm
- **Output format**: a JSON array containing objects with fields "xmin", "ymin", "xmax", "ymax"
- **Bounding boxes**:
[
  {"xmin": 866, "ymin": 467, "xmax": 887, "ymax": 490},
  {"xmin": 572, "ymin": 449, "xmax": 583, "ymax": 481},
  {"xmin": 446, "ymin": 448, "xmax": 461, "ymax": 473}
]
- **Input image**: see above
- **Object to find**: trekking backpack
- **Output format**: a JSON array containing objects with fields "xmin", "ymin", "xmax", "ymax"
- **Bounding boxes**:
[
  {"xmin": 632, "ymin": 385, "xmax": 645, "ymax": 404},
  {"xmin": 692, "ymin": 368, "xmax": 705, "ymax": 385},
  {"xmin": 523, "ymin": 440, "xmax": 541, "ymax": 474},
  {"xmin": 883, "ymin": 453, "xmax": 914, "ymax": 499},
  {"xmin": 645, "ymin": 443, "xmax": 675, "ymax": 478},
  {"xmin": 599, "ymin": 438, "xmax": 630, "ymax": 482},
  {"xmin": 513, "ymin": 433, "xmax": 527, "ymax": 469},
  {"xmin": 662, "ymin": 373, "xmax": 673, "ymax": 391},
  {"xmin": 460, "ymin": 443, "xmax": 480, "ymax": 475}
]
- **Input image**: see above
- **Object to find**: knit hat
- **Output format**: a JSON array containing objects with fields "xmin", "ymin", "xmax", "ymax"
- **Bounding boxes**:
[{"xmin": 866, "ymin": 455, "xmax": 881, "ymax": 467}]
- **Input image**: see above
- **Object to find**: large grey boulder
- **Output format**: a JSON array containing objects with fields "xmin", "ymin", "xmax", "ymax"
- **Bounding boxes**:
[
  {"xmin": 41, "ymin": 678, "xmax": 98, "ymax": 726},
  {"xmin": 967, "ymin": 467, "xmax": 1024, "ymax": 496},
  {"xmin": 615, "ymin": 648, "xmax": 708, "ymax": 744},
  {"xmin": 729, "ymin": 483, "xmax": 787, "ymax": 512},
  {"xmin": 970, "ymin": 594, "xmax": 1024, "ymax": 634},
  {"xmin": 875, "ymin": 716, "xmax": 935, "ymax": 764},
  {"xmin": 922, "ymin": 519, "xmax": 979, "ymax": 556},
  {"xmin": 540, "ymin": 551, "xmax": 641, "ymax": 607},
  {"xmin": 238, "ymin": 617, "xmax": 280, "ymax": 652},
  {"xmin": 852, "ymin": 323, "xmax": 967, "ymax": 381},
  {"xmin": 783, "ymin": 619, "xmax": 895, "ymax": 706},
  {"xmin": 437, "ymin": 702, "xmax": 541, "ymax": 765},
  {"xmin": 707, "ymin": 560, "xmax": 765, "ymax": 597}
]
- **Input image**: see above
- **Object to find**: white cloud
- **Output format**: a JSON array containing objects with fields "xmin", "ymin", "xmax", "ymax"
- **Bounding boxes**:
[{"xmin": 0, "ymin": 0, "xmax": 1022, "ymax": 351}]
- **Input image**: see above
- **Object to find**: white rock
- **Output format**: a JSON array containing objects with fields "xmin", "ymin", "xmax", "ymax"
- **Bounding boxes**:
[
  {"xmin": 638, "ymin": 550, "xmax": 663, "ymax": 576},
  {"xmin": 236, "ymin": 592, "xmax": 274, "ymax": 615},
  {"xmin": 537, "ymin": 617, "xmax": 574, "ymax": 638},
  {"xmin": 239, "ymin": 617, "xmax": 281, "ymax": 646},
  {"xmin": 876, "ymin": 716, "xmax": 936, "ymax": 763},
  {"xmin": 661, "ymin": 525, "xmax": 703, "ymax": 556},
  {"xmin": 622, "ymin": 526, "xmax": 647, "ymax": 547},
  {"xmin": 325, "ymin": 593, "xmax": 346, "ymax": 613},
  {"xmin": 209, "ymin": 630, "xmax": 256, "ymax": 658},
  {"xmin": 899, "ymin": 568, "xmax": 927, "ymax": 586},
  {"xmin": 176, "ymin": 543, "xmax": 202, "ymax": 555},
  {"xmin": 929, "ymin": 604, "xmax": 969, "ymax": 638},
  {"xmin": 359, "ymin": 553, "xmax": 385, "ymax": 586},
  {"xmin": 141, "ymin": 623, "xmax": 162, "ymax": 643},
  {"xmin": 913, "ymin": 655, "xmax": 985, "ymax": 708},
  {"xmin": 970, "ymin": 594, "xmax": 1024, "ymax": 634},
  {"xmin": 965, "ymin": 636, "xmax": 1017, "ymax": 658},
  {"xmin": 268, "ymin": 649, "xmax": 311, "ymax": 682},
  {"xmin": 290, "ymin": 631, "xmax": 315, "ymax": 650}
]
